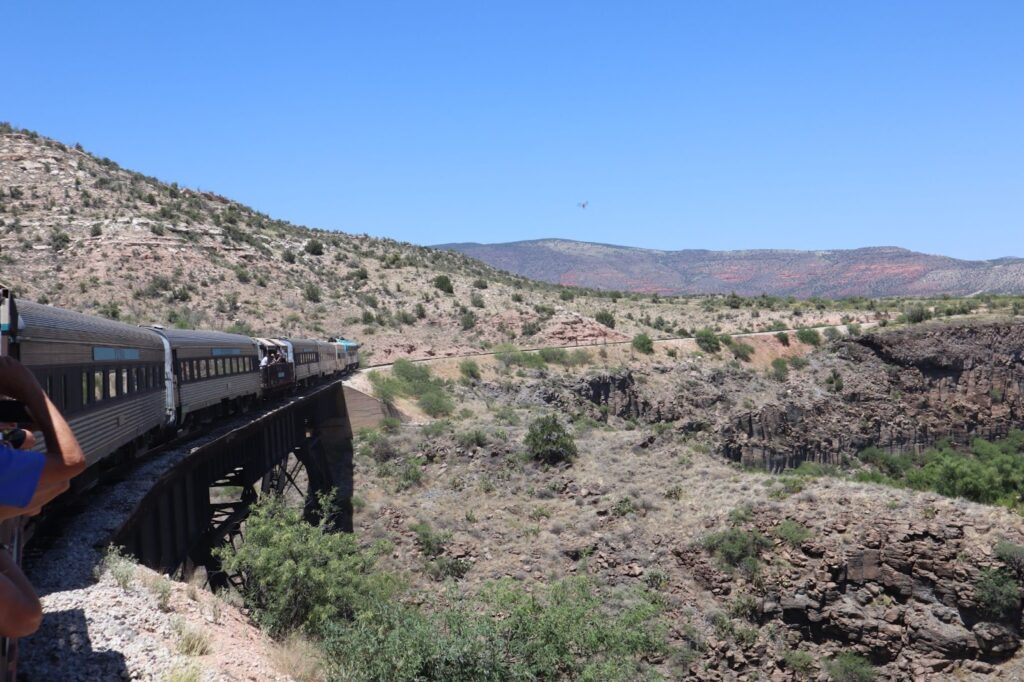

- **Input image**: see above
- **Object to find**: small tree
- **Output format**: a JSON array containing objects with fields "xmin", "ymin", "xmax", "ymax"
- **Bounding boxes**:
[
  {"xmin": 629, "ymin": 333, "xmax": 652, "ymax": 354},
  {"xmin": 433, "ymin": 275, "xmax": 454, "ymax": 294},
  {"xmin": 594, "ymin": 310, "xmax": 615, "ymax": 328},
  {"xmin": 525, "ymin": 415, "xmax": 577, "ymax": 465}
]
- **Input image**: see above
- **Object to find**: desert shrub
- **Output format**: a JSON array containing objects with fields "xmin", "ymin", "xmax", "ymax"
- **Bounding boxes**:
[
  {"xmin": 409, "ymin": 521, "xmax": 451, "ymax": 558},
  {"xmin": 775, "ymin": 331, "xmax": 790, "ymax": 346},
  {"xmin": 770, "ymin": 357, "xmax": 789, "ymax": 381},
  {"xmin": 458, "ymin": 359, "xmax": 481, "ymax": 381},
  {"xmin": 825, "ymin": 653, "xmax": 874, "ymax": 681},
  {"xmin": 727, "ymin": 593, "xmax": 759, "ymax": 622},
  {"xmin": 695, "ymin": 328, "xmax": 721, "ymax": 353},
  {"xmin": 218, "ymin": 496, "xmax": 396, "ymax": 638},
  {"xmin": 380, "ymin": 416, "xmax": 401, "ymax": 434},
  {"xmin": 788, "ymin": 356, "xmax": 809, "ymax": 369},
  {"xmin": 702, "ymin": 529, "xmax": 770, "ymax": 569},
  {"xmin": 511, "ymin": 293, "xmax": 524, "ymax": 303},
  {"xmin": 730, "ymin": 341, "xmax": 754, "ymax": 361},
  {"xmin": 304, "ymin": 239, "xmax": 324, "ymax": 256},
  {"xmin": 425, "ymin": 556, "xmax": 472, "ymax": 581},
  {"xmin": 823, "ymin": 326, "xmax": 841, "ymax": 341},
  {"xmin": 320, "ymin": 576, "xmax": 667, "ymax": 682},
  {"xmin": 472, "ymin": 278, "xmax": 488, "ymax": 289},
  {"xmin": 782, "ymin": 649, "xmax": 815, "ymax": 676},
  {"xmin": 460, "ymin": 311, "xmax": 477, "ymax": 330},
  {"xmin": 303, "ymin": 283, "xmax": 322, "ymax": 303},
  {"xmin": 520, "ymin": 320, "xmax": 541, "ymax": 337},
  {"xmin": 825, "ymin": 369, "xmax": 844, "ymax": 393},
  {"xmin": 847, "ymin": 322, "xmax": 862, "ymax": 336},
  {"xmin": 470, "ymin": 293, "xmax": 485, "ymax": 308},
  {"xmin": 774, "ymin": 520, "xmax": 811, "ymax": 547},
  {"xmin": 457, "ymin": 429, "xmax": 488, "ymax": 449},
  {"xmin": 494, "ymin": 344, "xmax": 546, "ymax": 370},
  {"xmin": 101, "ymin": 545, "xmax": 136, "ymax": 589},
  {"xmin": 524, "ymin": 415, "xmax": 578, "ymax": 465},
  {"xmin": 595, "ymin": 310, "xmax": 615, "ymax": 328},
  {"xmin": 995, "ymin": 540, "xmax": 1024, "ymax": 577},
  {"xmin": 560, "ymin": 290, "xmax": 575, "ymax": 301},
  {"xmin": 418, "ymin": 389, "xmax": 454, "ymax": 417},
  {"xmin": 795, "ymin": 328, "xmax": 821, "ymax": 346},
  {"xmin": 539, "ymin": 347, "xmax": 568, "ymax": 364},
  {"xmin": 975, "ymin": 567, "xmax": 1020, "ymax": 621},
  {"xmin": 904, "ymin": 304, "xmax": 931, "ymax": 324},
  {"xmin": 632, "ymin": 333, "xmax": 654, "ymax": 354},
  {"xmin": 433, "ymin": 274, "xmax": 454, "ymax": 294},
  {"xmin": 283, "ymin": 249, "xmax": 296, "ymax": 263}
]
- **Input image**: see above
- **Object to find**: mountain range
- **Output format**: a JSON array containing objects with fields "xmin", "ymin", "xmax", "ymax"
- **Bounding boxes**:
[{"xmin": 437, "ymin": 239, "xmax": 1024, "ymax": 298}]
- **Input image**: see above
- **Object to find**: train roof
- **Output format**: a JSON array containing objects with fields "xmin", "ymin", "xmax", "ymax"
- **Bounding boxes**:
[
  {"xmin": 146, "ymin": 327, "xmax": 258, "ymax": 351},
  {"xmin": 15, "ymin": 301, "xmax": 164, "ymax": 348}
]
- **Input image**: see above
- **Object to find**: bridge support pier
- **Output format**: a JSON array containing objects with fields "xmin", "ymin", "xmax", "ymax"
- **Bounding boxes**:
[{"xmin": 300, "ymin": 386, "xmax": 354, "ymax": 532}]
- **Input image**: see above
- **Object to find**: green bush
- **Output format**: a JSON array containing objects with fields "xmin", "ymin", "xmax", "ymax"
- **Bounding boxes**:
[
  {"xmin": 282, "ymin": 249, "xmax": 296, "ymax": 263},
  {"xmin": 409, "ymin": 521, "xmax": 451, "ymax": 557},
  {"xmin": 304, "ymin": 283, "xmax": 322, "ymax": 303},
  {"xmin": 457, "ymin": 429, "xmax": 488, "ymax": 449},
  {"xmin": 632, "ymin": 333, "xmax": 654, "ymax": 354},
  {"xmin": 975, "ymin": 567, "xmax": 1020, "ymax": 621},
  {"xmin": 458, "ymin": 359, "xmax": 481, "ymax": 381},
  {"xmin": 470, "ymin": 293, "xmax": 485, "ymax": 308},
  {"xmin": 460, "ymin": 311, "xmax": 477, "ymax": 330},
  {"xmin": 524, "ymin": 415, "xmax": 578, "ymax": 465},
  {"xmin": 433, "ymin": 275, "xmax": 454, "ymax": 294},
  {"xmin": 730, "ymin": 341, "xmax": 754, "ymax": 362},
  {"xmin": 695, "ymin": 328, "xmax": 721, "ymax": 353},
  {"xmin": 472, "ymin": 278, "xmax": 488, "ymax": 289},
  {"xmin": 789, "ymin": 356, "xmax": 809, "ymax": 369},
  {"xmin": 595, "ymin": 310, "xmax": 615, "ymax": 328},
  {"xmin": 217, "ymin": 496, "xmax": 396, "ymax": 638},
  {"xmin": 774, "ymin": 520, "xmax": 811, "ymax": 547},
  {"xmin": 782, "ymin": 649, "xmax": 815, "ymax": 676},
  {"xmin": 775, "ymin": 331, "xmax": 790, "ymax": 346},
  {"xmin": 320, "ymin": 576, "xmax": 667, "ymax": 682},
  {"xmin": 825, "ymin": 653, "xmax": 874, "ymax": 682},
  {"xmin": 702, "ymin": 528, "xmax": 770, "ymax": 569},
  {"xmin": 304, "ymin": 239, "xmax": 324, "ymax": 256},
  {"xmin": 418, "ymin": 389, "xmax": 454, "ymax": 417},
  {"xmin": 795, "ymin": 328, "xmax": 821, "ymax": 346},
  {"xmin": 824, "ymin": 326, "xmax": 841, "ymax": 341},
  {"xmin": 770, "ymin": 357, "xmax": 789, "ymax": 382}
]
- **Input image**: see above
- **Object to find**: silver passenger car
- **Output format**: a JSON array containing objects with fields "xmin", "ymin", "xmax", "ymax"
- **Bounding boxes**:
[
  {"xmin": 12, "ymin": 301, "xmax": 168, "ymax": 465},
  {"xmin": 148, "ymin": 328, "xmax": 261, "ymax": 424}
]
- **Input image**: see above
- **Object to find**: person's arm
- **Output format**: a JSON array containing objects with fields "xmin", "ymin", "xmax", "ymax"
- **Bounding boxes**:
[
  {"xmin": 0, "ymin": 548, "xmax": 42, "ymax": 638},
  {"xmin": 0, "ymin": 357, "xmax": 86, "ymax": 485}
]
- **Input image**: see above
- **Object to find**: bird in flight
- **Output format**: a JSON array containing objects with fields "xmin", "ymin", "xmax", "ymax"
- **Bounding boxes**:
[{"xmin": 577, "ymin": 200, "xmax": 588, "ymax": 209}]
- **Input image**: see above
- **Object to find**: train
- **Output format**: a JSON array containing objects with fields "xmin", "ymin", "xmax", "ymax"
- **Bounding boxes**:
[{"xmin": 0, "ymin": 288, "xmax": 359, "ymax": 468}]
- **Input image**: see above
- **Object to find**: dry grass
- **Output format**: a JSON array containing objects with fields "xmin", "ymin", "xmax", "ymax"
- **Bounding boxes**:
[
  {"xmin": 174, "ymin": 620, "xmax": 212, "ymax": 657},
  {"xmin": 271, "ymin": 633, "xmax": 324, "ymax": 682}
]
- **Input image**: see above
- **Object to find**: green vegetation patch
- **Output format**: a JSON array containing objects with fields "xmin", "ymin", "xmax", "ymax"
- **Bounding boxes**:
[
  {"xmin": 855, "ymin": 431, "xmax": 1024, "ymax": 509},
  {"xmin": 369, "ymin": 359, "xmax": 455, "ymax": 417}
]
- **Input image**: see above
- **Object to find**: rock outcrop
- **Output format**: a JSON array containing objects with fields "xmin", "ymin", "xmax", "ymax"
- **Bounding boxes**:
[{"xmin": 722, "ymin": 322, "xmax": 1024, "ymax": 469}]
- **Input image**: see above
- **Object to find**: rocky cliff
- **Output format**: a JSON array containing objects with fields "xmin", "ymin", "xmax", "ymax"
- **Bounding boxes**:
[{"xmin": 721, "ymin": 322, "xmax": 1024, "ymax": 469}]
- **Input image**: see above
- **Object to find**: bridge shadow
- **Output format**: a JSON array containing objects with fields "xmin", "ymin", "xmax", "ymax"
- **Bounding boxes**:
[{"xmin": 16, "ymin": 608, "xmax": 129, "ymax": 681}]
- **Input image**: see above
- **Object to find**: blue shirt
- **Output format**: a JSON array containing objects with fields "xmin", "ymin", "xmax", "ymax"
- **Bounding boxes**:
[{"xmin": 0, "ymin": 443, "xmax": 45, "ymax": 508}]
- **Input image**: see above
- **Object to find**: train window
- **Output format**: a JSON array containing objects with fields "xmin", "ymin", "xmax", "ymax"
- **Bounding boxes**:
[
  {"xmin": 133, "ymin": 367, "xmax": 141, "ymax": 392},
  {"xmin": 82, "ymin": 372, "xmax": 90, "ymax": 405},
  {"xmin": 217, "ymin": 358, "xmax": 225, "ymax": 376},
  {"xmin": 199, "ymin": 359, "xmax": 208, "ymax": 379},
  {"xmin": 93, "ymin": 370, "xmax": 104, "ymax": 402},
  {"xmin": 121, "ymin": 368, "xmax": 129, "ymax": 396},
  {"xmin": 107, "ymin": 370, "xmax": 118, "ymax": 399},
  {"xmin": 232, "ymin": 357, "xmax": 239, "ymax": 374}
]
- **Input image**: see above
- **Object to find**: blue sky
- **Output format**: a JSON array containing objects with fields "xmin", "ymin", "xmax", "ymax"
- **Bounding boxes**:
[{"xmin": 3, "ymin": 2, "xmax": 1022, "ymax": 259}]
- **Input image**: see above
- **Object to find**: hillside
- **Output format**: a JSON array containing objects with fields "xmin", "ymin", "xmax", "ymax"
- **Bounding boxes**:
[
  {"xmin": 438, "ymin": 238, "xmax": 1024, "ymax": 297},
  {"xmin": 0, "ymin": 125, "xmax": 921, "ymax": 363}
]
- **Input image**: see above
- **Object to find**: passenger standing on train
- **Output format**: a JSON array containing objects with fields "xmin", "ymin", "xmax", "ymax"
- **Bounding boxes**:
[{"xmin": 0, "ymin": 356, "xmax": 86, "ymax": 637}]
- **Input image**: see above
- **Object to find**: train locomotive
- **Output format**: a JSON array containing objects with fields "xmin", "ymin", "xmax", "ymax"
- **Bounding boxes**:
[{"xmin": 0, "ymin": 288, "xmax": 359, "ymax": 468}]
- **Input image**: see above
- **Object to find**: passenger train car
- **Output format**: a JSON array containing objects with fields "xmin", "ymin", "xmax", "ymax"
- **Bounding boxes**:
[{"xmin": 0, "ymin": 289, "xmax": 358, "ymax": 471}]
